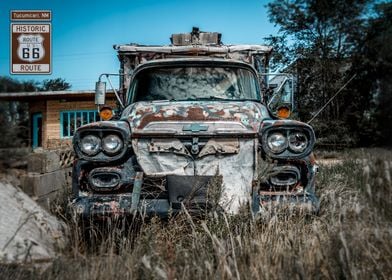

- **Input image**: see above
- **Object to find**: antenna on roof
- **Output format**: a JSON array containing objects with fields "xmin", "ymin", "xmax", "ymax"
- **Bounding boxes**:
[{"xmin": 307, "ymin": 74, "xmax": 356, "ymax": 124}]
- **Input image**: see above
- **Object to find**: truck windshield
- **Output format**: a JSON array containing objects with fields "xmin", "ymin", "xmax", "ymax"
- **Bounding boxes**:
[{"xmin": 132, "ymin": 66, "xmax": 260, "ymax": 102}]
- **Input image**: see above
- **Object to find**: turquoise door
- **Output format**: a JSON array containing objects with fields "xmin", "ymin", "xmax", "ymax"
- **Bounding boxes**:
[{"xmin": 32, "ymin": 113, "xmax": 42, "ymax": 148}]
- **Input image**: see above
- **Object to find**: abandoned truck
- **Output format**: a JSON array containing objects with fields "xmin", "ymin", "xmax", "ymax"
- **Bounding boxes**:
[{"xmin": 71, "ymin": 28, "xmax": 319, "ymax": 218}]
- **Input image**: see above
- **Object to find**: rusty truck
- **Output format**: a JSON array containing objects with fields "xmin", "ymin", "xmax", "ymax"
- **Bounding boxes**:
[{"xmin": 70, "ymin": 28, "xmax": 319, "ymax": 218}]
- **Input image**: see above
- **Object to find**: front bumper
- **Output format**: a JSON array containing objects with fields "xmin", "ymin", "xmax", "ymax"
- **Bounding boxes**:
[
  {"xmin": 71, "ymin": 174, "xmax": 216, "ymax": 219},
  {"xmin": 71, "ymin": 195, "xmax": 173, "ymax": 219},
  {"xmin": 71, "ymin": 191, "xmax": 320, "ymax": 219}
]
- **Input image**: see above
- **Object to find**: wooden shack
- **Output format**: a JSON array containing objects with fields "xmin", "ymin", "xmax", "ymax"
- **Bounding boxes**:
[{"xmin": 0, "ymin": 90, "xmax": 116, "ymax": 149}]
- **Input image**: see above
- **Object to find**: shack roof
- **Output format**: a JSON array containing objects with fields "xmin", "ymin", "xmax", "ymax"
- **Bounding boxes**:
[{"xmin": 0, "ymin": 90, "xmax": 115, "ymax": 101}]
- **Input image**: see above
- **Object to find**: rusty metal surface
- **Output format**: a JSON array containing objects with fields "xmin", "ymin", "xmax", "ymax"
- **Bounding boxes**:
[
  {"xmin": 115, "ymin": 44, "xmax": 273, "ymax": 55},
  {"xmin": 171, "ymin": 27, "xmax": 222, "ymax": 45},
  {"xmin": 132, "ymin": 137, "xmax": 256, "ymax": 213},
  {"xmin": 130, "ymin": 172, "xmax": 143, "ymax": 213},
  {"xmin": 125, "ymin": 100, "xmax": 270, "ymax": 136}
]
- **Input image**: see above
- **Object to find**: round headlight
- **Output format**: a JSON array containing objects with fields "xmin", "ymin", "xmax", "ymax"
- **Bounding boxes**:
[
  {"xmin": 267, "ymin": 132, "xmax": 288, "ymax": 153},
  {"xmin": 80, "ymin": 135, "xmax": 101, "ymax": 155},
  {"xmin": 102, "ymin": 134, "xmax": 123, "ymax": 155},
  {"xmin": 288, "ymin": 131, "xmax": 308, "ymax": 153}
]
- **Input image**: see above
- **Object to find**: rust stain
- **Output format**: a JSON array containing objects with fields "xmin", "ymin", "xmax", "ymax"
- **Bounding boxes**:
[
  {"xmin": 129, "ymin": 101, "xmax": 267, "ymax": 130},
  {"xmin": 309, "ymin": 153, "xmax": 316, "ymax": 165}
]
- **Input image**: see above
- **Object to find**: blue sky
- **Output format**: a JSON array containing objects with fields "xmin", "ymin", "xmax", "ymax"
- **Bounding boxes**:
[{"xmin": 0, "ymin": 0, "xmax": 277, "ymax": 90}]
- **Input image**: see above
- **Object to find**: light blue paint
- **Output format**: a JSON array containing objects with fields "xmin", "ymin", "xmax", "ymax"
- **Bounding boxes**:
[
  {"xmin": 60, "ymin": 110, "xmax": 98, "ymax": 138},
  {"xmin": 32, "ymin": 113, "xmax": 42, "ymax": 148}
]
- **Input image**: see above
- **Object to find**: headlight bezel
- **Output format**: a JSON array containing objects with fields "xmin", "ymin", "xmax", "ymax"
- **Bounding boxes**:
[
  {"xmin": 261, "ymin": 121, "xmax": 315, "ymax": 159},
  {"xmin": 73, "ymin": 121, "xmax": 130, "ymax": 162}
]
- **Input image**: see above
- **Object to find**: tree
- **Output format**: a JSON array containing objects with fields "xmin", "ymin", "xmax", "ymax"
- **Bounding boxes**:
[
  {"xmin": 265, "ymin": 0, "xmax": 372, "ymax": 146},
  {"xmin": 0, "ymin": 77, "xmax": 38, "ymax": 147},
  {"xmin": 40, "ymin": 78, "xmax": 71, "ymax": 91},
  {"xmin": 355, "ymin": 2, "xmax": 392, "ymax": 146}
]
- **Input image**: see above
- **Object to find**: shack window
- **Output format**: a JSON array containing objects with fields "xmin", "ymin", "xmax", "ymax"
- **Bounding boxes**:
[{"xmin": 60, "ymin": 110, "xmax": 100, "ymax": 138}]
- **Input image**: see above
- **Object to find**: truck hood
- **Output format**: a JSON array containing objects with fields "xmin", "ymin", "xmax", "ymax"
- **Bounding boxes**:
[{"xmin": 125, "ymin": 100, "xmax": 270, "ymax": 136}]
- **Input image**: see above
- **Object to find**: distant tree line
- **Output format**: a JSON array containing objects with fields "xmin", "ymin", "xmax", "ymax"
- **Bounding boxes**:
[
  {"xmin": 0, "ymin": 77, "xmax": 70, "ymax": 148},
  {"xmin": 265, "ymin": 0, "xmax": 391, "ymax": 147}
]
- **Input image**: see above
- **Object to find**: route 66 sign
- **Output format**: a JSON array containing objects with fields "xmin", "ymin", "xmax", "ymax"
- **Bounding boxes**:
[
  {"xmin": 17, "ymin": 34, "xmax": 45, "ymax": 63},
  {"xmin": 11, "ymin": 24, "xmax": 51, "ymax": 74}
]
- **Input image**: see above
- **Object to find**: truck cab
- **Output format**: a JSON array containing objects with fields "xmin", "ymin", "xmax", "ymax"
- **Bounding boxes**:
[{"xmin": 71, "ymin": 28, "xmax": 318, "ymax": 218}]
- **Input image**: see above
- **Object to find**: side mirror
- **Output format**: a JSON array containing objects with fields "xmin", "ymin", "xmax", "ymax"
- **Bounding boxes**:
[
  {"xmin": 266, "ymin": 74, "xmax": 294, "ymax": 118},
  {"xmin": 95, "ymin": 81, "xmax": 106, "ymax": 105}
]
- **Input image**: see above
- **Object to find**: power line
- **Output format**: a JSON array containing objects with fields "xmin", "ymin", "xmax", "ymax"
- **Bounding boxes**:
[{"xmin": 0, "ymin": 51, "xmax": 115, "ymax": 60}]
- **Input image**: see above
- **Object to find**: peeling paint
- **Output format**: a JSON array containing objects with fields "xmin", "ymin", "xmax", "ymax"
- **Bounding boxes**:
[{"xmin": 128, "ymin": 101, "xmax": 270, "ymax": 135}]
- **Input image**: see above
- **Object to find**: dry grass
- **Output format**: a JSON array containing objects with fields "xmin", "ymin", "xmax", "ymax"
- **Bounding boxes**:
[{"xmin": 2, "ymin": 148, "xmax": 392, "ymax": 280}]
